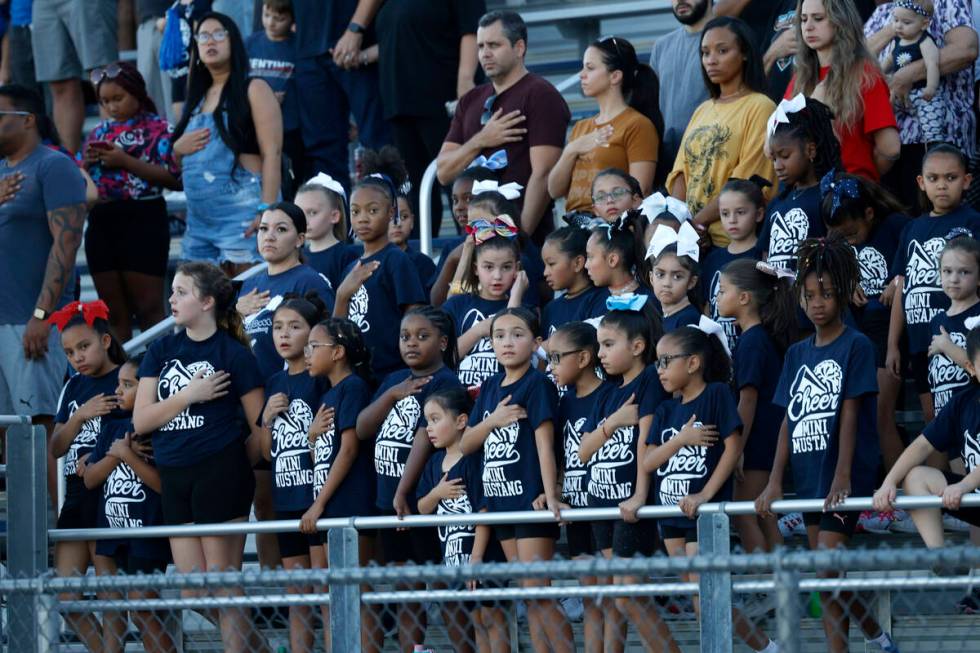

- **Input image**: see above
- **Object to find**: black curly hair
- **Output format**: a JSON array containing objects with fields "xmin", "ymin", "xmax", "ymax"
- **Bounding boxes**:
[{"xmin": 794, "ymin": 233, "xmax": 859, "ymax": 318}]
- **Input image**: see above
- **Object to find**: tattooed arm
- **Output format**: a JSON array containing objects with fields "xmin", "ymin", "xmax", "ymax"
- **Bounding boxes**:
[{"xmin": 23, "ymin": 202, "xmax": 85, "ymax": 360}]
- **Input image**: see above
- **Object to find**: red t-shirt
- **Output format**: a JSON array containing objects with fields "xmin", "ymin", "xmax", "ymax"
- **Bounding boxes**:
[{"xmin": 785, "ymin": 64, "xmax": 896, "ymax": 180}]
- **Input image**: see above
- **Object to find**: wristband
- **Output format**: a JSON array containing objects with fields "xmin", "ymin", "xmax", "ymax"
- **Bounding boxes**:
[{"xmin": 257, "ymin": 202, "xmax": 271, "ymax": 213}]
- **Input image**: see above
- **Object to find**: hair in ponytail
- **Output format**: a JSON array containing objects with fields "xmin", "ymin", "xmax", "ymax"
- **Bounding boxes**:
[
  {"xmin": 177, "ymin": 261, "xmax": 249, "ymax": 348},
  {"xmin": 554, "ymin": 321, "xmax": 600, "ymax": 365},
  {"xmin": 821, "ymin": 171, "xmax": 906, "ymax": 228},
  {"xmin": 425, "ymin": 386, "xmax": 474, "ymax": 420},
  {"xmin": 721, "ymin": 259, "xmax": 798, "ymax": 353},
  {"xmin": 317, "ymin": 317, "xmax": 375, "ymax": 386},
  {"xmin": 404, "ymin": 305, "xmax": 460, "ymax": 371},
  {"xmin": 600, "ymin": 305, "xmax": 664, "ymax": 364},
  {"xmin": 664, "ymin": 326, "xmax": 731, "ymax": 384},
  {"xmin": 590, "ymin": 209, "xmax": 649, "ymax": 287},
  {"xmin": 591, "ymin": 37, "xmax": 665, "ymax": 148}
]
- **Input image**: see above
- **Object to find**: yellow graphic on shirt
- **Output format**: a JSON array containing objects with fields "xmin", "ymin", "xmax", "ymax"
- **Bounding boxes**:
[{"xmin": 682, "ymin": 123, "xmax": 732, "ymax": 215}]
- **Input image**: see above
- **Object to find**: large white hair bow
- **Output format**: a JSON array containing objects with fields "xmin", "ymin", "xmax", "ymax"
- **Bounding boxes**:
[
  {"xmin": 697, "ymin": 315, "xmax": 732, "ymax": 358},
  {"xmin": 645, "ymin": 222, "xmax": 701, "ymax": 262},
  {"xmin": 304, "ymin": 172, "xmax": 346, "ymax": 200},
  {"xmin": 766, "ymin": 94, "xmax": 807, "ymax": 141},
  {"xmin": 471, "ymin": 179, "xmax": 523, "ymax": 200},
  {"xmin": 639, "ymin": 192, "xmax": 692, "ymax": 224}
]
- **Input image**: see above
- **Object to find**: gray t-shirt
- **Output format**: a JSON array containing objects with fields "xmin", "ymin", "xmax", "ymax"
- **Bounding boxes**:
[
  {"xmin": 650, "ymin": 27, "xmax": 710, "ymax": 173},
  {"xmin": 0, "ymin": 145, "xmax": 86, "ymax": 325}
]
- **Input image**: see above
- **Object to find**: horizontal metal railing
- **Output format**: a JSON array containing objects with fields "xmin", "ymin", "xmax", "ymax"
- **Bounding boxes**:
[{"xmin": 48, "ymin": 494, "xmax": 980, "ymax": 542}]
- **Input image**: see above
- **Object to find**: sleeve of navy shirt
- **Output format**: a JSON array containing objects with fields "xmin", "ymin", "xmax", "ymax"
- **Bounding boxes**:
[
  {"xmin": 228, "ymin": 345, "xmax": 265, "ymax": 398},
  {"xmin": 646, "ymin": 401, "xmax": 673, "ymax": 445},
  {"xmin": 921, "ymin": 387, "xmax": 967, "ymax": 455},
  {"xmin": 638, "ymin": 366, "xmax": 668, "ymax": 418},
  {"xmin": 524, "ymin": 372, "xmax": 558, "ymax": 430},
  {"xmin": 889, "ymin": 220, "xmax": 913, "ymax": 280},
  {"xmin": 87, "ymin": 422, "xmax": 114, "ymax": 466},
  {"xmin": 137, "ymin": 339, "xmax": 165, "ymax": 380},
  {"xmin": 54, "ymin": 376, "xmax": 78, "ymax": 423},
  {"xmin": 467, "ymin": 376, "xmax": 495, "ymax": 427},
  {"xmin": 388, "ymin": 247, "xmax": 427, "ymax": 307},
  {"xmin": 296, "ymin": 267, "xmax": 336, "ymax": 313},
  {"xmin": 415, "ymin": 452, "xmax": 442, "ymax": 501},
  {"xmin": 708, "ymin": 383, "xmax": 742, "ymax": 437},
  {"xmin": 757, "ymin": 214, "xmax": 773, "ymax": 259},
  {"xmin": 336, "ymin": 377, "xmax": 371, "ymax": 434},
  {"xmin": 844, "ymin": 332, "xmax": 878, "ymax": 399}
]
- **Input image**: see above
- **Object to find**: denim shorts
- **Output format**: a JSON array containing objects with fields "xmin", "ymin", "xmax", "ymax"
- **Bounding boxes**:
[{"xmin": 181, "ymin": 172, "xmax": 263, "ymax": 265}]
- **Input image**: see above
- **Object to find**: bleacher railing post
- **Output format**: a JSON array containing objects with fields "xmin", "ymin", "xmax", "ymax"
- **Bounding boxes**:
[
  {"xmin": 697, "ymin": 511, "xmax": 733, "ymax": 652},
  {"xmin": 6, "ymin": 422, "xmax": 49, "ymax": 652},
  {"xmin": 328, "ymin": 526, "xmax": 361, "ymax": 652},
  {"xmin": 774, "ymin": 548, "xmax": 801, "ymax": 653}
]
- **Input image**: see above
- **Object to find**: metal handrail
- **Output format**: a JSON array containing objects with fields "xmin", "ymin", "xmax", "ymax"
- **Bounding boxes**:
[
  {"xmin": 122, "ymin": 262, "xmax": 269, "ymax": 354},
  {"xmin": 48, "ymin": 494, "xmax": 980, "ymax": 542},
  {"xmin": 0, "ymin": 415, "xmax": 30, "ymax": 426}
]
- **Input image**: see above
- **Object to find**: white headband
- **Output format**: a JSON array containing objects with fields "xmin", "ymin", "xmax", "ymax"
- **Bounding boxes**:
[{"xmin": 304, "ymin": 172, "xmax": 346, "ymax": 200}]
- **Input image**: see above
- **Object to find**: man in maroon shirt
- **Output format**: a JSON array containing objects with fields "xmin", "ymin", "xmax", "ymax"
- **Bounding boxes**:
[{"xmin": 437, "ymin": 10, "xmax": 570, "ymax": 242}]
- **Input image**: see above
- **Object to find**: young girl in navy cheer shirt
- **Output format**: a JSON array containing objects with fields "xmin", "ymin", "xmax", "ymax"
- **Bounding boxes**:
[
  {"xmin": 645, "ymin": 326, "xmax": 777, "ymax": 653},
  {"xmin": 541, "ymin": 226, "xmax": 609, "ymax": 342},
  {"xmin": 300, "ymin": 317, "xmax": 381, "ymax": 652},
  {"xmin": 461, "ymin": 307, "xmax": 574, "ymax": 653},
  {"xmin": 134, "ymin": 262, "xmax": 267, "ymax": 652},
  {"xmin": 257, "ymin": 293, "xmax": 328, "ymax": 652},
  {"xmin": 647, "ymin": 222, "xmax": 703, "ymax": 331},
  {"xmin": 84, "ymin": 354, "xmax": 174, "ymax": 653},
  {"xmin": 578, "ymin": 297, "xmax": 673, "ymax": 652},
  {"xmin": 757, "ymin": 236, "xmax": 898, "ymax": 653},
  {"xmin": 888, "ymin": 144, "xmax": 980, "ymax": 425},
  {"xmin": 585, "ymin": 211, "xmax": 651, "ymax": 303},
  {"xmin": 759, "ymin": 97, "xmax": 840, "ymax": 271},
  {"xmin": 294, "ymin": 173, "xmax": 359, "ymax": 290},
  {"xmin": 50, "ymin": 300, "xmax": 127, "ymax": 652},
  {"xmin": 821, "ymin": 171, "xmax": 909, "ymax": 469},
  {"xmin": 334, "ymin": 175, "xmax": 427, "ymax": 377},
  {"xmin": 716, "ymin": 259, "xmax": 795, "ymax": 553}
]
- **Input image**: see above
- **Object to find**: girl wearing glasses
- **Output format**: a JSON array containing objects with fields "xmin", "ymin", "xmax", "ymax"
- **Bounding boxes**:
[
  {"xmin": 82, "ymin": 61, "xmax": 180, "ymax": 342},
  {"xmin": 644, "ymin": 325, "xmax": 779, "ymax": 653},
  {"xmin": 547, "ymin": 37, "xmax": 662, "ymax": 213},
  {"xmin": 172, "ymin": 12, "xmax": 283, "ymax": 277},
  {"xmin": 589, "ymin": 168, "xmax": 643, "ymax": 223}
]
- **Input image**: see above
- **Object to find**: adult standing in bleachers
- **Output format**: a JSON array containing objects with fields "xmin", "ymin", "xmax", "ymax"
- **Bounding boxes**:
[
  {"xmin": 374, "ymin": 0, "xmax": 485, "ymax": 238},
  {"xmin": 436, "ymin": 10, "xmax": 570, "ymax": 244},
  {"xmin": 0, "ymin": 84, "xmax": 87, "ymax": 509},
  {"xmin": 31, "ymin": 0, "xmax": 118, "ymax": 153},
  {"xmin": 5, "ymin": 1, "xmax": 39, "ymax": 92},
  {"xmin": 548, "ymin": 36, "xmax": 662, "ymax": 213},
  {"xmin": 291, "ymin": 0, "xmax": 390, "ymax": 194},
  {"xmin": 135, "ymin": 0, "xmax": 174, "ymax": 122},
  {"xmin": 649, "ymin": 0, "xmax": 712, "ymax": 183}
]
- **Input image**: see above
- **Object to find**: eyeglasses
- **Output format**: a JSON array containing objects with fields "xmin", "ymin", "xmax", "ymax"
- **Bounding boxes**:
[
  {"xmin": 0, "ymin": 110, "xmax": 31, "ymax": 118},
  {"xmin": 548, "ymin": 349, "xmax": 582, "ymax": 367},
  {"xmin": 592, "ymin": 187, "xmax": 632, "ymax": 205},
  {"xmin": 480, "ymin": 94, "xmax": 497, "ymax": 126},
  {"xmin": 89, "ymin": 63, "xmax": 122, "ymax": 86},
  {"xmin": 655, "ymin": 353, "xmax": 689, "ymax": 370},
  {"xmin": 195, "ymin": 29, "xmax": 229, "ymax": 44},
  {"xmin": 303, "ymin": 342, "xmax": 338, "ymax": 357}
]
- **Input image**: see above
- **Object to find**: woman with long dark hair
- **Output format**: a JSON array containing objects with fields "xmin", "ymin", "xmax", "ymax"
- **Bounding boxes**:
[
  {"xmin": 173, "ymin": 11, "xmax": 282, "ymax": 276},
  {"xmin": 666, "ymin": 17, "xmax": 777, "ymax": 248},
  {"xmin": 548, "ymin": 36, "xmax": 663, "ymax": 213}
]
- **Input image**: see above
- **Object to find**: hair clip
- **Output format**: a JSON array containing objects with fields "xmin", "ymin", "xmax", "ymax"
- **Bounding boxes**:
[
  {"xmin": 945, "ymin": 227, "xmax": 975, "ymax": 241},
  {"xmin": 466, "ymin": 214, "xmax": 519, "ymax": 245},
  {"xmin": 645, "ymin": 222, "xmax": 700, "ymax": 262},
  {"xmin": 367, "ymin": 173, "xmax": 401, "ymax": 224},
  {"xmin": 766, "ymin": 94, "xmax": 807, "ymax": 140},
  {"xmin": 48, "ymin": 300, "xmax": 110, "ymax": 332},
  {"xmin": 469, "ymin": 150, "xmax": 508, "ymax": 171},
  {"xmin": 696, "ymin": 315, "xmax": 732, "ymax": 358},
  {"xmin": 820, "ymin": 169, "xmax": 860, "ymax": 216},
  {"xmin": 756, "ymin": 260, "xmax": 796, "ymax": 281},
  {"xmin": 471, "ymin": 179, "xmax": 523, "ymax": 200},
  {"xmin": 605, "ymin": 293, "xmax": 648, "ymax": 312},
  {"xmin": 564, "ymin": 212, "xmax": 608, "ymax": 231},
  {"xmin": 305, "ymin": 172, "xmax": 347, "ymax": 200}
]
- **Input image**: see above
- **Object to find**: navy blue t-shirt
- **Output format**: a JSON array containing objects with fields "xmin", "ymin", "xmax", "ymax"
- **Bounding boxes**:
[
  {"xmin": 373, "ymin": 365, "xmax": 462, "ymax": 511},
  {"xmin": 542, "ymin": 286, "xmax": 609, "ymax": 338},
  {"xmin": 432, "ymin": 235, "xmax": 544, "ymax": 306},
  {"xmin": 55, "ymin": 367, "xmax": 122, "ymax": 479},
  {"xmin": 312, "ymin": 373, "xmax": 376, "ymax": 517},
  {"xmin": 853, "ymin": 213, "xmax": 908, "ymax": 337},
  {"xmin": 444, "ymin": 294, "xmax": 508, "ymax": 387},
  {"xmin": 759, "ymin": 185, "xmax": 825, "ymax": 271},
  {"xmin": 138, "ymin": 330, "xmax": 264, "ymax": 467},
  {"xmin": 662, "ymin": 304, "xmax": 703, "ymax": 333},
  {"xmin": 88, "ymin": 418, "xmax": 170, "ymax": 561},
  {"xmin": 890, "ymin": 207, "xmax": 980, "ymax": 353},
  {"xmin": 245, "ymin": 31, "xmax": 298, "ymax": 131},
  {"xmin": 469, "ymin": 367, "xmax": 558, "ymax": 512},
  {"xmin": 265, "ymin": 369, "xmax": 327, "ymax": 512},
  {"xmin": 342, "ymin": 243, "xmax": 427, "ymax": 376},
  {"xmin": 923, "ymin": 385, "xmax": 980, "ymax": 471},
  {"xmin": 587, "ymin": 367, "xmax": 667, "ymax": 508},
  {"xmin": 774, "ymin": 327, "xmax": 880, "ymax": 500},
  {"xmin": 305, "ymin": 242, "xmax": 361, "ymax": 291},
  {"xmin": 240, "ymin": 264, "xmax": 336, "ymax": 381},
  {"xmin": 557, "ymin": 382, "xmax": 614, "ymax": 508},
  {"xmin": 702, "ymin": 245, "xmax": 760, "ymax": 353},
  {"xmin": 404, "ymin": 245, "xmax": 437, "ymax": 293},
  {"xmin": 416, "ymin": 450, "xmax": 486, "ymax": 566},
  {"xmin": 929, "ymin": 302, "xmax": 980, "ymax": 413},
  {"xmin": 648, "ymin": 382, "xmax": 741, "ymax": 529},
  {"xmin": 734, "ymin": 325, "xmax": 785, "ymax": 470}
]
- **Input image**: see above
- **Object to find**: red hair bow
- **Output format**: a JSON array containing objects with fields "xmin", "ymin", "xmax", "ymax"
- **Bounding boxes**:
[{"xmin": 47, "ymin": 300, "xmax": 110, "ymax": 332}]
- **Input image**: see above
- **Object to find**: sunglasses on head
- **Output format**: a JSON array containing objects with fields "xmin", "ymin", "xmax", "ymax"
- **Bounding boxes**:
[
  {"xmin": 480, "ymin": 94, "xmax": 498, "ymax": 126},
  {"xmin": 89, "ymin": 63, "xmax": 123, "ymax": 86}
]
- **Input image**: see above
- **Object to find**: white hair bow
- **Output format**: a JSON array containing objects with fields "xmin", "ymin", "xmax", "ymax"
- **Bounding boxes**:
[
  {"xmin": 645, "ymin": 222, "xmax": 701, "ymax": 262},
  {"xmin": 639, "ymin": 192, "xmax": 692, "ymax": 224},
  {"xmin": 766, "ymin": 94, "xmax": 807, "ymax": 141},
  {"xmin": 304, "ymin": 172, "xmax": 346, "ymax": 200},
  {"xmin": 471, "ymin": 179, "xmax": 523, "ymax": 200},
  {"xmin": 697, "ymin": 315, "xmax": 732, "ymax": 358},
  {"xmin": 965, "ymin": 316, "xmax": 980, "ymax": 331}
]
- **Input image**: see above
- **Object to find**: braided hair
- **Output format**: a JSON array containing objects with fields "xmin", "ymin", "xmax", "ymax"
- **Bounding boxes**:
[
  {"xmin": 794, "ymin": 234, "xmax": 859, "ymax": 318},
  {"xmin": 769, "ymin": 97, "xmax": 841, "ymax": 181},
  {"xmin": 404, "ymin": 305, "xmax": 460, "ymax": 371},
  {"xmin": 316, "ymin": 317, "xmax": 375, "ymax": 386}
]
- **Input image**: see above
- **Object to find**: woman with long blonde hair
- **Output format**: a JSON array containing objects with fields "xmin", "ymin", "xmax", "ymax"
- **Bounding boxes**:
[{"xmin": 788, "ymin": 0, "xmax": 900, "ymax": 180}]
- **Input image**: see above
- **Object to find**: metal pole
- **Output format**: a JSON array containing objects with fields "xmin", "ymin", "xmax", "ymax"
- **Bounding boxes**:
[
  {"xmin": 328, "ymin": 527, "xmax": 361, "ymax": 652},
  {"xmin": 5, "ymin": 423, "xmax": 49, "ymax": 652},
  {"xmin": 697, "ymin": 511, "xmax": 733, "ymax": 653},
  {"xmin": 418, "ymin": 160, "xmax": 438, "ymax": 257},
  {"xmin": 774, "ymin": 549, "xmax": 801, "ymax": 653}
]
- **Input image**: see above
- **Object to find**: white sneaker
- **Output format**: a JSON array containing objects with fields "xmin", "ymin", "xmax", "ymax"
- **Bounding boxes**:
[
  {"xmin": 866, "ymin": 631, "xmax": 900, "ymax": 652},
  {"xmin": 778, "ymin": 512, "xmax": 806, "ymax": 538}
]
